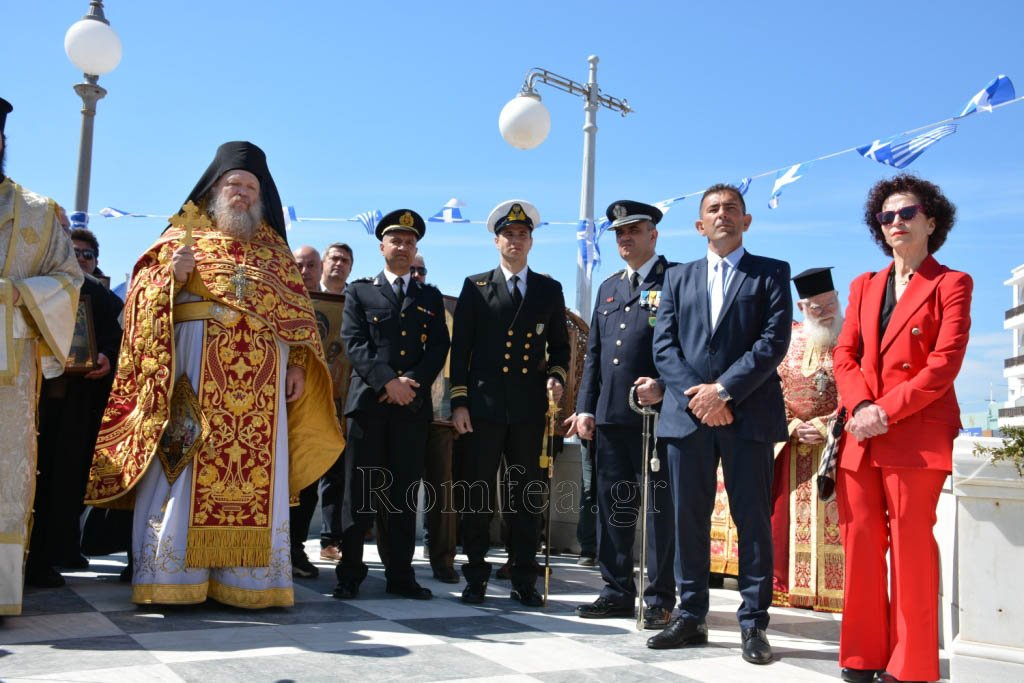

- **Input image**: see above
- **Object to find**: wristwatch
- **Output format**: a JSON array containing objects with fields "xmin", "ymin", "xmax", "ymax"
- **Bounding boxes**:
[{"xmin": 715, "ymin": 382, "xmax": 731, "ymax": 402}]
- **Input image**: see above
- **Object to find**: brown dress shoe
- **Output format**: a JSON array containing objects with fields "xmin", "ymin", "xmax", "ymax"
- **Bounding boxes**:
[{"xmin": 319, "ymin": 545, "xmax": 342, "ymax": 562}]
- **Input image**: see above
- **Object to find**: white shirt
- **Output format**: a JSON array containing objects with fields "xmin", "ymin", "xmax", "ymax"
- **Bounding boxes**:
[
  {"xmin": 626, "ymin": 254, "xmax": 660, "ymax": 285},
  {"xmin": 500, "ymin": 264, "xmax": 528, "ymax": 298},
  {"xmin": 706, "ymin": 246, "xmax": 745, "ymax": 292},
  {"xmin": 383, "ymin": 269, "xmax": 411, "ymax": 296}
]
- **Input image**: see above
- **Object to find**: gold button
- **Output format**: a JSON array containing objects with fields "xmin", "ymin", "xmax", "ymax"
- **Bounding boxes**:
[
  {"xmin": 615, "ymin": 340, "xmax": 622, "ymax": 346},
  {"xmin": 911, "ymin": 327, "xmax": 922, "ymax": 336},
  {"xmin": 521, "ymin": 368, "xmax": 528, "ymax": 374},
  {"xmin": 901, "ymin": 362, "xmax": 911, "ymax": 369},
  {"xmin": 373, "ymin": 316, "xmax": 379, "ymax": 322},
  {"xmin": 506, "ymin": 341, "xmax": 512, "ymax": 348},
  {"xmin": 400, "ymin": 350, "xmax": 407, "ymax": 356},
  {"xmin": 505, "ymin": 353, "xmax": 511, "ymax": 360},
  {"xmin": 401, "ymin": 313, "xmax": 406, "ymax": 318},
  {"xmin": 524, "ymin": 343, "xmax": 531, "ymax": 349},
  {"xmin": 503, "ymin": 366, "xmax": 509, "ymax": 373},
  {"xmin": 507, "ymin": 330, "xmax": 514, "ymax": 337},
  {"xmin": 523, "ymin": 355, "xmax": 529, "ymax": 361},
  {"xmin": 397, "ymin": 370, "xmax": 404, "ymax": 376},
  {"xmin": 527, "ymin": 332, "xmax": 533, "ymax": 338},
  {"xmin": 402, "ymin": 331, "xmax": 407, "ymax": 336}
]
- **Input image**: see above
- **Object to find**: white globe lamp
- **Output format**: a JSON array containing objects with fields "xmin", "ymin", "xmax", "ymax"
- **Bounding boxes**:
[
  {"xmin": 64, "ymin": 17, "xmax": 122, "ymax": 76},
  {"xmin": 499, "ymin": 92, "xmax": 551, "ymax": 150}
]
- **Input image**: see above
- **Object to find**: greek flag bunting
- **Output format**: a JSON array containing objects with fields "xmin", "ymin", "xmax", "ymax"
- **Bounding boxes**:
[
  {"xmin": 576, "ymin": 218, "xmax": 602, "ymax": 278},
  {"xmin": 283, "ymin": 205, "xmax": 298, "ymax": 231},
  {"xmin": 857, "ymin": 125, "xmax": 957, "ymax": 170},
  {"xmin": 768, "ymin": 164, "xmax": 805, "ymax": 209},
  {"xmin": 958, "ymin": 75, "xmax": 1015, "ymax": 117},
  {"xmin": 354, "ymin": 209, "xmax": 383, "ymax": 235},
  {"xmin": 736, "ymin": 177, "xmax": 752, "ymax": 196},
  {"xmin": 654, "ymin": 195, "xmax": 685, "ymax": 217},
  {"xmin": 99, "ymin": 207, "xmax": 140, "ymax": 218},
  {"xmin": 428, "ymin": 198, "xmax": 470, "ymax": 223}
]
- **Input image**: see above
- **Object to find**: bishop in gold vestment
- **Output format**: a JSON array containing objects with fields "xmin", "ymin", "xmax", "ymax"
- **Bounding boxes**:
[
  {"xmin": 86, "ymin": 142, "xmax": 343, "ymax": 608},
  {"xmin": 1, "ymin": 96, "xmax": 84, "ymax": 615}
]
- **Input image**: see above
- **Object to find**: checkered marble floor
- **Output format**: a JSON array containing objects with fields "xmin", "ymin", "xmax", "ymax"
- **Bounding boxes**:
[{"xmin": 1, "ymin": 542, "xmax": 950, "ymax": 683}]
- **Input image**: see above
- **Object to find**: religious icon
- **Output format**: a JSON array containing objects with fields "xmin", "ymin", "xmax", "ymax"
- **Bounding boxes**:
[
  {"xmin": 309, "ymin": 291, "xmax": 352, "ymax": 417},
  {"xmin": 64, "ymin": 295, "xmax": 97, "ymax": 375},
  {"xmin": 157, "ymin": 375, "xmax": 210, "ymax": 484}
]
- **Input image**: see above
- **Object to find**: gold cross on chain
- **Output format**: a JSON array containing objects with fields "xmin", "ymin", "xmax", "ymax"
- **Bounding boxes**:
[{"xmin": 228, "ymin": 264, "xmax": 254, "ymax": 301}]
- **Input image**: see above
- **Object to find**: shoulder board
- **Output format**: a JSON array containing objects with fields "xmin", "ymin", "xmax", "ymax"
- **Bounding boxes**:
[{"xmin": 603, "ymin": 269, "xmax": 625, "ymax": 283}]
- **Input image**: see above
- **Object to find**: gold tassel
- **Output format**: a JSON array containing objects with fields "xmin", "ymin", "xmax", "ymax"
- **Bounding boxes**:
[{"xmin": 185, "ymin": 527, "xmax": 271, "ymax": 568}]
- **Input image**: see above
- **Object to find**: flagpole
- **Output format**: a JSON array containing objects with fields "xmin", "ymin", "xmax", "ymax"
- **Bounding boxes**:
[{"xmin": 576, "ymin": 56, "xmax": 600, "ymax": 322}]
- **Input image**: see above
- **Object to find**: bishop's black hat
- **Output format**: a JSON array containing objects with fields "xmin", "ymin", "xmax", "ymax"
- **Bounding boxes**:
[
  {"xmin": 376, "ymin": 209, "xmax": 426, "ymax": 241},
  {"xmin": 0, "ymin": 97, "xmax": 12, "ymax": 135},
  {"xmin": 606, "ymin": 200, "xmax": 663, "ymax": 228},
  {"xmin": 792, "ymin": 267, "xmax": 836, "ymax": 299}
]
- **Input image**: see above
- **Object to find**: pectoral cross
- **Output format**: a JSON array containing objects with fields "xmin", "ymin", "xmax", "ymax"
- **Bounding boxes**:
[
  {"xmin": 169, "ymin": 200, "xmax": 213, "ymax": 247},
  {"xmin": 228, "ymin": 264, "xmax": 253, "ymax": 301},
  {"xmin": 814, "ymin": 369, "xmax": 830, "ymax": 395}
]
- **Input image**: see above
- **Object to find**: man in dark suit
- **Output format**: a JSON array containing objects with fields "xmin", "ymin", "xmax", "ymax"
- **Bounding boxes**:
[
  {"xmin": 648, "ymin": 184, "xmax": 792, "ymax": 665},
  {"xmin": 567, "ymin": 200, "xmax": 676, "ymax": 629},
  {"xmin": 333, "ymin": 209, "xmax": 449, "ymax": 601},
  {"xmin": 450, "ymin": 199, "xmax": 570, "ymax": 607}
]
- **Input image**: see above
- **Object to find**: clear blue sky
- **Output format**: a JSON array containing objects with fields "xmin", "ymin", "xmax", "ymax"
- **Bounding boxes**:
[{"xmin": 4, "ymin": 1, "xmax": 1021, "ymax": 415}]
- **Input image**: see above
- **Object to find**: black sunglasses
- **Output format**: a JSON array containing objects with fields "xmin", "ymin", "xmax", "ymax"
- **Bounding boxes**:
[
  {"xmin": 74, "ymin": 248, "xmax": 96, "ymax": 260},
  {"xmin": 410, "ymin": 266, "xmax": 427, "ymax": 276},
  {"xmin": 875, "ymin": 204, "xmax": 924, "ymax": 226}
]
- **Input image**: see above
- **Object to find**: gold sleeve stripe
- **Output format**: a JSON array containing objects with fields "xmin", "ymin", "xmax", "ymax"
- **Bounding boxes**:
[{"xmin": 549, "ymin": 367, "xmax": 567, "ymax": 383}]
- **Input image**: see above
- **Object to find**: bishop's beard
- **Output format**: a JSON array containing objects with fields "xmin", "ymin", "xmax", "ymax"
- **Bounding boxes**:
[
  {"xmin": 804, "ymin": 309, "xmax": 844, "ymax": 350},
  {"xmin": 209, "ymin": 193, "xmax": 263, "ymax": 241}
]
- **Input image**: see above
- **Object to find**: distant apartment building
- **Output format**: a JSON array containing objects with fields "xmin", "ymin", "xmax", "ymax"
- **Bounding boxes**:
[{"xmin": 1000, "ymin": 263, "xmax": 1024, "ymax": 428}]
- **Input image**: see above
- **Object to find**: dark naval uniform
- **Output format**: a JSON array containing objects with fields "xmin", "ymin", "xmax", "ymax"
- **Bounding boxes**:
[
  {"xmin": 335, "ymin": 214, "xmax": 450, "ymax": 597},
  {"xmin": 450, "ymin": 267, "xmax": 570, "ymax": 593},
  {"xmin": 576, "ymin": 255, "xmax": 677, "ymax": 618}
]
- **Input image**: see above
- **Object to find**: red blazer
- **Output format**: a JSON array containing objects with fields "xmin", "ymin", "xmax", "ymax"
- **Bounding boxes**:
[{"xmin": 834, "ymin": 255, "xmax": 972, "ymax": 472}]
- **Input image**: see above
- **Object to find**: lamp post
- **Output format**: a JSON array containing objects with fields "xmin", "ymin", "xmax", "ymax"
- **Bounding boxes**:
[
  {"xmin": 64, "ymin": 0, "xmax": 121, "ymax": 221},
  {"xmin": 499, "ymin": 55, "xmax": 632, "ymax": 322}
]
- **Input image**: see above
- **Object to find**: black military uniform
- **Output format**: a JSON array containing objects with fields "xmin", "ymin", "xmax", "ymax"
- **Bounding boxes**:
[
  {"xmin": 574, "ymin": 200, "xmax": 677, "ymax": 628},
  {"xmin": 334, "ymin": 210, "xmax": 449, "ymax": 600},
  {"xmin": 450, "ymin": 200, "xmax": 570, "ymax": 606}
]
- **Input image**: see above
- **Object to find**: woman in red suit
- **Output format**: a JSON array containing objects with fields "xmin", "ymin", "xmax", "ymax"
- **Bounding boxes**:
[{"xmin": 833, "ymin": 175, "xmax": 972, "ymax": 683}]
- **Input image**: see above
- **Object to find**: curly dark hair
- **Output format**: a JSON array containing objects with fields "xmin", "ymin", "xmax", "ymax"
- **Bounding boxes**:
[
  {"xmin": 70, "ymin": 228, "xmax": 99, "ymax": 256},
  {"xmin": 863, "ymin": 174, "xmax": 956, "ymax": 256}
]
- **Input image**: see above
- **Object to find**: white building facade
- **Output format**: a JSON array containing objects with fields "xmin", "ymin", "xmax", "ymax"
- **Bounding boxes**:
[{"xmin": 1001, "ymin": 264, "xmax": 1024, "ymax": 428}]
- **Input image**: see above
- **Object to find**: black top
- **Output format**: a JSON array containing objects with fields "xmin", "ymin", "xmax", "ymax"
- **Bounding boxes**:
[{"xmin": 879, "ymin": 268, "xmax": 901, "ymax": 338}]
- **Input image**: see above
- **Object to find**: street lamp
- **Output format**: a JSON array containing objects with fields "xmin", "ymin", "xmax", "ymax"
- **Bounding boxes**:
[
  {"xmin": 499, "ymin": 55, "xmax": 632, "ymax": 321},
  {"xmin": 64, "ymin": 0, "xmax": 121, "ymax": 220}
]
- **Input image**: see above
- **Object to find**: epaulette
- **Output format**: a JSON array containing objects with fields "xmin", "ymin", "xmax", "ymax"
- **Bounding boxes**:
[{"xmin": 604, "ymin": 269, "xmax": 625, "ymax": 283}]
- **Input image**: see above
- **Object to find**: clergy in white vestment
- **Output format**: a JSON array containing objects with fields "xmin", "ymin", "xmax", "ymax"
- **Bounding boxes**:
[
  {"xmin": 86, "ymin": 141, "xmax": 344, "ymax": 609},
  {"xmin": 0, "ymin": 96, "xmax": 84, "ymax": 616}
]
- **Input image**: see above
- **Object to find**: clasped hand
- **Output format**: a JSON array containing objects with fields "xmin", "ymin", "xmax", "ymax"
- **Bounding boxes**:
[
  {"xmin": 380, "ymin": 376, "xmax": 420, "ymax": 406},
  {"xmin": 684, "ymin": 383, "xmax": 733, "ymax": 427},
  {"xmin": 845, "ymin": 403, "xmax": 888, "ymax": 441}
]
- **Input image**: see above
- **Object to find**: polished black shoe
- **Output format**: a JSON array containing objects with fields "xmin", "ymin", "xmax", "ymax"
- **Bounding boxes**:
[
  {"xmin": 432, "ymin": 566, "xmax": 460, "ymax": 584},
  {"xmin": 291, "ymin": 553, "xmax": 319, "ymax": 578},
  {"xmin": 59, "ymin": 554, "xmax": 90, "ymax": 570},
  {"xmin": 642, "ymin": 606, "xmax": 672, "ymax": 630},
  {"xmin": 708, "ymin": 573, "xmax": 726, "ymax": 589},
  {"xmin": 741, "ymin": 627, "xmax": 773, "ymax": 665},
  {"xmin": 386, "ymin": 581, "xmax": 433, "ymax": 600},
  {"xmin": 25, "ymin": 564, "xmax": 66, "ymax": 588},
  {"xmin": 876, "ymin": 672, "xmax": 922, "ymax": 683},
  {"xmin": 511, "ymin": 586, "xmax": 544, "ymax": 607},
  {"xmin": 461, "ymin": 582, "xmax": 487, "ymax": 604},
  {"xmin": 646, "ymin": 618, "xmax": 708, "ymax": 649},
  {"xmin": 332, "ymin": 581, "xmax": 359, "ymax": 600},
  {"xmin": 576, "ymin": 596, "xmax": 633, "ymax": 619},
  {"xmin": 841, "ymin": 668, "xmax": 880, "ymax": 682}
]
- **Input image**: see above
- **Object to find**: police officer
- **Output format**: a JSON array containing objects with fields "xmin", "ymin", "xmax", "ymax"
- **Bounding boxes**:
[
  {"xmin": 450, "ymin": 200, "xmax": 570, "ymax": 607},
  {"xmin": 567, "ymin": 200, "xmax": 677, "ymax": 628},
  {"xmin": 333, "ymin": 209, "xmax": 450, "ymax": 600}
]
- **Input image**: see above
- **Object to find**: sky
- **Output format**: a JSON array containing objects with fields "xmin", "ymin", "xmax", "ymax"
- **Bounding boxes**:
[{"xmin": 3, "ymin": 0, "xmax": 1022, "ymax": 417}]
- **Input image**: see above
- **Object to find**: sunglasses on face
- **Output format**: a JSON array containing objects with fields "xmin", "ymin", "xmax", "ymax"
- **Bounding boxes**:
[
  {"xmin": 410, "ymin": 266, "xmax": 427, "ymax": 276},
  {"xmin": 876, "ymin": 204, "xmax": 924, "ymax": 226},
  {"xmin": 74, "ymin": 248, "xmax": 96, "ymax": 260}
]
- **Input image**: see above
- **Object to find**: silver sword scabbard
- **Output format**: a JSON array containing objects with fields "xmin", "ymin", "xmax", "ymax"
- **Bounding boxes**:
[{"xmin": 628, "ymin": 385, "xmax": 659, "ymax": 631}]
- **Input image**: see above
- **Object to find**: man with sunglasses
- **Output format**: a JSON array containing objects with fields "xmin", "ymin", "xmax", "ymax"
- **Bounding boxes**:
[
  {"xmin": 0, "ymin": 95, "xmax": 83, "ymax": 616},
  {"xmin": 28, "ymin": 226, "xmax": 124, "ymax": 587}
]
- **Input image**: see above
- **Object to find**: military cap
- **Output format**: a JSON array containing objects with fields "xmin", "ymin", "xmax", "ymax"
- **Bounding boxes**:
[
  {"xmin": 0, "ymin": 97, "xmax": 12, "ymax": 135},
  {"xmin": 606, "ymin": 200, "xmax": 663, "ymax": 229},
  {"xmin": 376, "ymin": 209, "xmax": 426, "ymax": 241},
  {"xmin": 792, "ymin": 267, "xmax": 836, "ymax": 299},
  {"xmin": 487, "ymin": 199, "xmax": 541, "ymax": 235}
]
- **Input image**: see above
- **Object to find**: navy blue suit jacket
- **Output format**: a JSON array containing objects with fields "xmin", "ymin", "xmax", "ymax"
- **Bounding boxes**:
[
  {"xmin": 652, "ymin": 251, "xmax": 792, "ymax": 443},
  {"xmin": 576, "ymin": 255, "xmax": 675, "ymax": 428}
]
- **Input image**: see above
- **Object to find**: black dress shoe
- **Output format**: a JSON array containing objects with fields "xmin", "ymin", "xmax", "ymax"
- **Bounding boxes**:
[
  {"xmin": 646, "ymin": 618, "xmax": 708, "ymax": 649},
  {"xmin": 25, "ymin": 564, "xmax": 66, "ymax": 588},
  {"xmin": 741, "ymin": 627, "xmax": 773, "ymax": 665},
  {"xmin": 461, "ymin": 582, "xmax": 487, "ymax": 604},
  {"xmin": 642, "ymin": 606, "xmax": 672, "ymax": 630},
  {"xmin": 59, "ymin": 554, "xmax": 90, "ymax": 570},
  {"xmin": 332, "ymin": 581, "xmax": 359, "ymax": 600},
  {"xmin": 576, "ymin": 596, "xmax": 634, "ymax": 619},
  {"xmin": 386, "ymin": 581, "xmax": 433, "ymax": 600},
  {"xmin": 841, "ymin": 668, "xmax": 880, "ymax": 682},
  {"xmin": 708, "ymin": 573, "xmax": 726, "ymax": 588},
  {"xmin": 876, "ymin": 672, "xmax": 923, "ymax": 683},
  {"xmin": 432, "ymin": 566, "xmax": 460, "ymax": 584},
  {"xmin": 510, "ymin": 586, "xmax": 544, "ymax": 607}
]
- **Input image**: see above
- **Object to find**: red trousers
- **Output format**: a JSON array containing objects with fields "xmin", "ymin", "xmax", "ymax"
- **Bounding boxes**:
[{"xmin": 836, "ymin": 463, "xmax": 946, "ymax": 682}]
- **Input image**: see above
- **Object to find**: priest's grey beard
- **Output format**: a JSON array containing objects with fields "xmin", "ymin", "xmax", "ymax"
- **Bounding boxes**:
[
  {"xmin": 209, "ymin": 193, "xmax": 263, "ymax": 241},
  {"xmin": 804, "ymin": 307, "xmax": 844, "ymax": 349}
]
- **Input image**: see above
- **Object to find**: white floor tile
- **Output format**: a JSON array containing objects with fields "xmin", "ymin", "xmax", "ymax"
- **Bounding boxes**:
[
  {"xmin": 454, "ymin": 635, "xmax": 636, "ymax": 673},
  {"xmin": 0, "ymin": 611, "xmax": 123, "ymax": 644}
]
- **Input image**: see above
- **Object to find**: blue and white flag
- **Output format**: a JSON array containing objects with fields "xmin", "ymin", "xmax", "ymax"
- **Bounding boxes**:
[
  {"xmin": 353, "ymin": 209, "xmax": 382, "ymax": 235},
  {"xmin": 654, "ymin": 195, "xmax": 685, "ymax": 217},
  {"xmin": 857, "ymin": 125, "xmax": 957, "ymax": 170},
  {"xmin": 736, "ymin": 177, "xmax": 752, "ymax": 196},
  {"xmin": 283, "ymin": 205, "xmax": 297, "ymax": 231},
  {"xmin": 99, "ymin": 207, "xmax": 140, "ymax": 218},
  {"xmin": 768, "ymin": 164, "xmax": 805, "ymax": 209},
  {"xmin": 577, "ymin": 218, "xmax": 602, "ymax": 279},
  {"xmin": 958, "ymin": 75, "xmax": 1015, "ymax": 117},
  {"xmin": 428, "ymin": 198, "xmax": 469, "ymax": 223},
  {"xmin": 69, "ymin": 211, "xmax": 89, "ymax": 228}
]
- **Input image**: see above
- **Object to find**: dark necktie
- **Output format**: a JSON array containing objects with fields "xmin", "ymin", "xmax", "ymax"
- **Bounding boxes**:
[
  {"xmin": 630, "ymin": 271, "xmax": 640, "ymax": 295},
  {"xmin": 510, "ymin": 275, "xmax": 523, "ymax": 307},
  {"xmin": 396, "ymin": 277, "xmax": 405, "ymax": 305}
]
